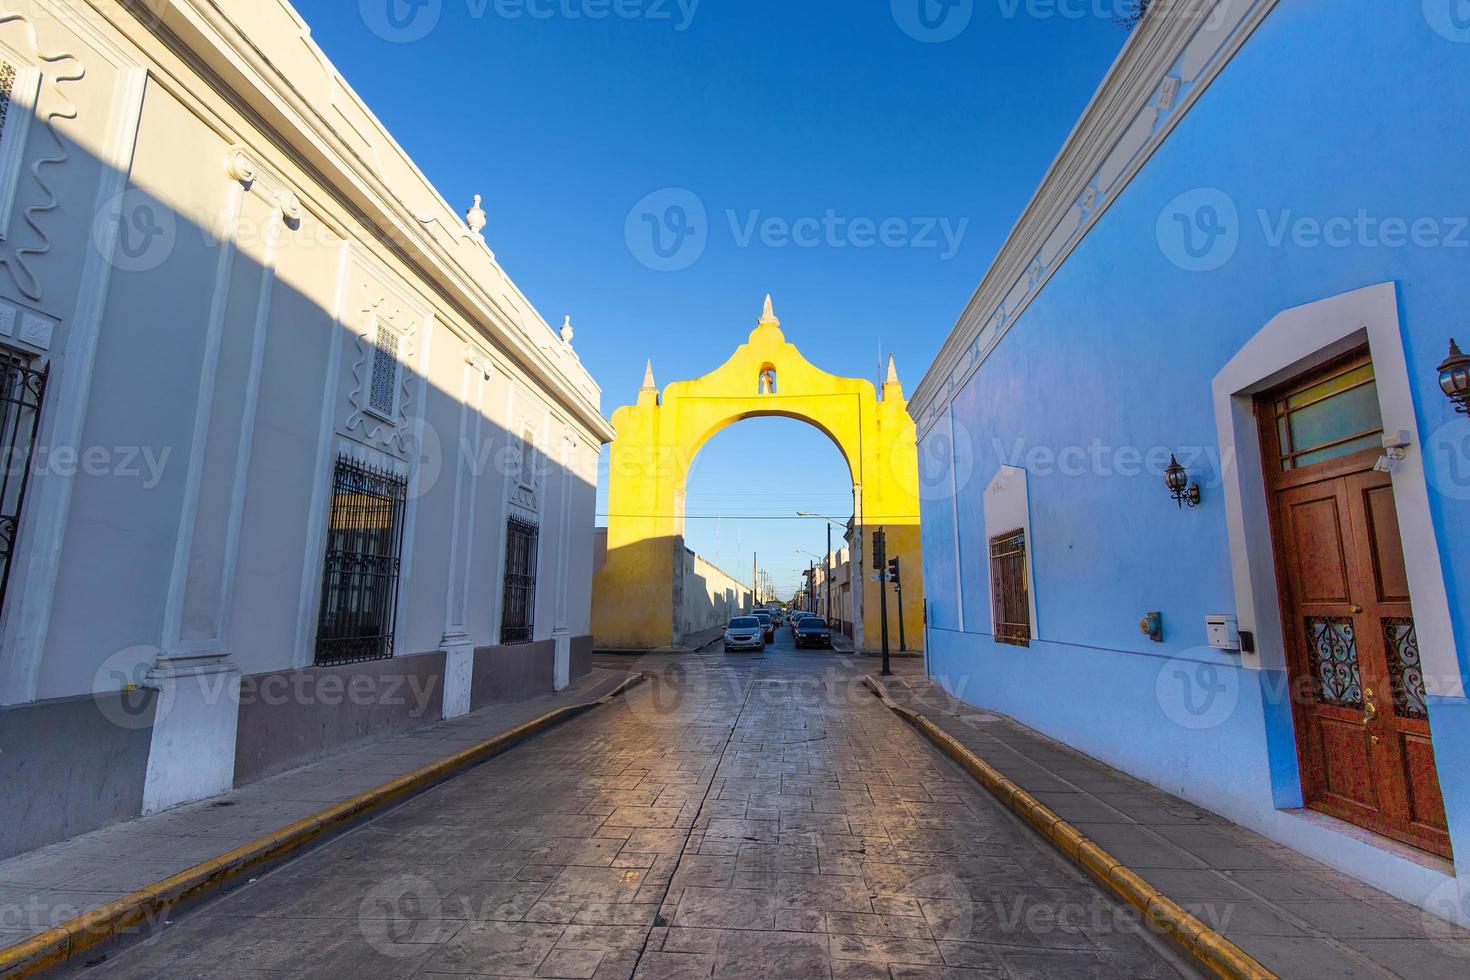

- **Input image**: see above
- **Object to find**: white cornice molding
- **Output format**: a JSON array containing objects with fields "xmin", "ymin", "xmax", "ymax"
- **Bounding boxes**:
[
  {"xmin": 128, "ymin": 0, "xmax": 613, "ymax": 443},
  {"xmin": 909, "ymin": 0, "xmax": 1282, "ymax": 440}
]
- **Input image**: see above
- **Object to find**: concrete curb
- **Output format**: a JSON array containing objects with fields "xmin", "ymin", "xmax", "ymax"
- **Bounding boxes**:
[
  {"xmin": 863, "ymin": 675, "xmax": 1276, "ymax": 980},
  {"xmin": 0, "ymin": 673, "xmax": 648, "ymax": 979}
]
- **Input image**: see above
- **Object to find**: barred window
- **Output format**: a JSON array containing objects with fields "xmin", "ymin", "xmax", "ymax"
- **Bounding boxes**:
[
  {"xmin": 989, "ymin": 529, "xmax": 1030, "ymax": 648},
  {"xmin": 315, "ymin": 456, "xmax": 407, "ymax": 666},
  {"xmin": 0, "ymin": 348, "xmax": 46, "ymax": 617},
  {"xmin": 368, "ymin": 322, "xmax": 400, "ymax": 416},
  {"xmin": 501, "ymin": 517, "xmax": 538, "ymax": 645}
]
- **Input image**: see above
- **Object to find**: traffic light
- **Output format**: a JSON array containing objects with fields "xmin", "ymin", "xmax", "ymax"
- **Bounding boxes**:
[
  {"xmin": 887, "ymin": 557, "xmax": 901, "ymax": 588},
  {"xmin": 871, "ymin": 529, "xmax": 886, "ymax": 570}
]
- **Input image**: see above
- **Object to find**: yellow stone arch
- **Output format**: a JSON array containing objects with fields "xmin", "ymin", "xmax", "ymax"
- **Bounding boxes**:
[{"xmin": 592, "ymin": 298, "xmax": 923, "ymax": 653}]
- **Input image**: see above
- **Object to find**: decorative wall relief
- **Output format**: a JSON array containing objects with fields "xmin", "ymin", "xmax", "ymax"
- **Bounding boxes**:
[
  {"xmin": 343, "ymin": 264, "xmax": 427, "ymax": 457},
  {"xmin": 225, "ymin": 144, "xmax": 302, "ymax": 225},
  {"xmin": 0, "ymin": 12, "xmax": 84, "ymax": 304}
]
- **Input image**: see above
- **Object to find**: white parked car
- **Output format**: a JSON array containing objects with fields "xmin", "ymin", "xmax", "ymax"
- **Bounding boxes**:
[{"xmin": 724, "ymin": 616, "xmax": 766, "ymax": 653}]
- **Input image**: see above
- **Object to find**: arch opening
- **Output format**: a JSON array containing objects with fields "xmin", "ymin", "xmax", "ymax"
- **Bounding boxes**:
[{"xmin": 682, "ymin": 417, "xmax": 854, "ymax": 625}]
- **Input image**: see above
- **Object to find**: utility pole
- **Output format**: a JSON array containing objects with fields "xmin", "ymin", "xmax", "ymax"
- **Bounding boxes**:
[
  {"xmin": 825, "ymin": 522, "xmax": 832, "ymax": 626},
  {"xmin": 888, "ymin": 556, "xmax": 906, "ymax": 653},
  {"xmin": 872, "ymin": 528, "xmax": 891, "ymax": 676}
]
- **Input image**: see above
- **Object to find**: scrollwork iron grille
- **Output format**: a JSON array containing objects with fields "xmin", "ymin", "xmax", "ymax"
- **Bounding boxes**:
[
  {"xmin": 500, "ymin": 517, "xmax": 538, "ymax": 645},
  {"xmin": 1304, "ymin": 617, "xmax": 1363, "ymax": 709},
  {"xmin": 989, "ymin": 530, "xmax": 1030, "ymax": 648},
  {"xmin": 314, "ymin": 456, "xmax": 408, "ymax": 666},
  {"xmin": 0, "ymin": 351, "xmax": 47, "ymax": 618},
  {"xmin": 1383, "ymin": 617, "xmax": 1427, "ymax": 720}
]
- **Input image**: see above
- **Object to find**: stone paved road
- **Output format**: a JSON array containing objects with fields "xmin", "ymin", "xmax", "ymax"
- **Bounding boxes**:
[{"xmin": 76, "ymin": 631, "xmax": 1197, "ymax": 979}]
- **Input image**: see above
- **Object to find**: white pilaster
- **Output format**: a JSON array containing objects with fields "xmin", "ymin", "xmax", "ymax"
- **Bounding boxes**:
[
  {"xmin": 141, "ymin": 656, "xmax": 241, "ymax": 813},
  {"xmin": 553, "ymin": 633, "xmax": 571, "ymax": 692},
  {"xmin": 441, "ymin": 642, "xmax": 474, "ymax": 719}
]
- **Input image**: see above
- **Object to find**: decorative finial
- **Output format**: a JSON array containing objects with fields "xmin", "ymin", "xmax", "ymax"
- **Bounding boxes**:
[
  {"xmin": 466, "ymin": 194, "xmax": 487, "ymax": 235},
  {"xmin": 641, "ymin": 359, "xmax": 657, "ymax": 391},
  {"xmin": 885, "ymin": 354, "xmax": 900, "ymax": 386},
  {"xmin": 560, "ymin": 315, "xmax": 575, "ymax": 346},
  {"xmin": 759, "ymin": 294, "xmax": 779, "ymax": 326}
]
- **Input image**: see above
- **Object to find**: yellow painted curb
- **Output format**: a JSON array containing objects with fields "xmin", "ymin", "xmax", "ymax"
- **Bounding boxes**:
[
  {"xmin": 863, "ymin": 675, "xmax": 1276, "ymax": 980},
  {"xmin": 0, "ymin": 673, "xmax": 647, "ymax": 980}
]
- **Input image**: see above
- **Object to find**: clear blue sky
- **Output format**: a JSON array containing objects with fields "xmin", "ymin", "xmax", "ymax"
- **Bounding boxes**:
[{"xmin": 296, "ymin": 0, "xmax": 1132, "ymax": 598}]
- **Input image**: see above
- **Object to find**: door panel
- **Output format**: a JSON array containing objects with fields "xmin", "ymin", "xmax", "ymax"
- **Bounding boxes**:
[
  {"xmin": 1284, "ymin": 496, "xmax": 1353, "ymax": 603},
  {"xmin": 1315, "ymin": 718, "xmax": 1378, "ymax": 810},
  {"xmin": 1399, "ymin": 733, "xmax": 1447, "ymax": 832},
  {"xmin": 1363, "ymin": 485, "xmax": 1411, "ymax": 603}
]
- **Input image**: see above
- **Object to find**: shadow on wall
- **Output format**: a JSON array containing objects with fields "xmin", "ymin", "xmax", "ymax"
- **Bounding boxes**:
[
  {"xmin": 0, "ymin": 120, "xmax": 599, "ymax": 856},
  {"xmin": 676, "ymin": 546, "xmax": 753, "ymax": 642}
]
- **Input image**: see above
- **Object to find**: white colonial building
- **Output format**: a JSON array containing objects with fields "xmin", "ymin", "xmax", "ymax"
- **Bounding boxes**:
[{"xmin": 0, "ymin": 0, "xmax": 612, "ymax": 857}]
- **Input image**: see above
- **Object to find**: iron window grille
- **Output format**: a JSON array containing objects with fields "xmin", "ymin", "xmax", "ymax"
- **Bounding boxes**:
[
  {"xmin": 501, "ymin": 517, "xmax": 539, "ymax": 645},
  {"xmin": 989, "ymin": 529, "xmax": 1031, "ymax": 648},
  {"xmin": 315, "ymin": 455, "xmax": 408, "ymax": 666},
  {"xmin": 0, "ymin": 349, "xmax": 46, "ymax": 619}
]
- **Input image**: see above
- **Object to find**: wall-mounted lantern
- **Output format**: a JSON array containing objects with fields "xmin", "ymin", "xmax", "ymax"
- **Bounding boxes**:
[
  {"xmin": 1165, "ymin": 454, "xmax": 1201, "ymax": 509},
  {"xmin": 1438, "ymin": 339, "xmax": 1470, "ymax": 416}
]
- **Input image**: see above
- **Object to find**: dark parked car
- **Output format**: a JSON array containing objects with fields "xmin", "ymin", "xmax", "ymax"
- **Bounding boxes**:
[
  {"xmin": 794, "ymin": 616, "xmax": 833, "ymax": 649},
  {"xmin": 752, "ymin": 610, "xmax": 775, "ymax": 642}
]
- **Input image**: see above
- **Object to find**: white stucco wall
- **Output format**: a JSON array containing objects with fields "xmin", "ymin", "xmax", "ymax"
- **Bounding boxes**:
[{"xmin": 675, "ymin": 549, "xmax": 753, "ymax": 640}]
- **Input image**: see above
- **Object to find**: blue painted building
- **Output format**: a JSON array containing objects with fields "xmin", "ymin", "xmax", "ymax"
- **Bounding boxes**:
[{"xmin": 910, "ymin": 0, "xmax": 1470, "ymax": 924}]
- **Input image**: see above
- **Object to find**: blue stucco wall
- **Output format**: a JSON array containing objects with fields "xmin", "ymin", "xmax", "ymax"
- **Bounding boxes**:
[{"xmin": 919, "ymin": 0, "xmax": 1470, "ymax": 899}]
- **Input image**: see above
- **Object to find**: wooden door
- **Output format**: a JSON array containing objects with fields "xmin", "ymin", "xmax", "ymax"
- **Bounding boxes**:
[{"xmin": 1261, "ymin": 352, "xmax": 1450, "ymax": 857}]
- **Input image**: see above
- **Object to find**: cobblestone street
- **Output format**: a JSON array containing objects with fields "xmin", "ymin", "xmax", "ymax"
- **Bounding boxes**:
[{"xmin": 76, "ymin": 636, "xmax": 1193, "ymax": 979}]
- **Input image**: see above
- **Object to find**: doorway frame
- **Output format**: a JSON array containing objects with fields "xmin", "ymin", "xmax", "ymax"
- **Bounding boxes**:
[{"xmin": 1212, "ymin": 282, "xmax": 1460, "ymax": 815}]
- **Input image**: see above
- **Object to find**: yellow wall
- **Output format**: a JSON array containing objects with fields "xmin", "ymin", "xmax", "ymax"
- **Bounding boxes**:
[{"xmin": 592, "ymin": 300, "xmax": 923, "ymax": 652}]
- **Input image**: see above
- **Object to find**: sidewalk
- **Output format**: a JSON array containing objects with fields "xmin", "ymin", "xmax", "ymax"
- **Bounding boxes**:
[
  {"xmin": 0, "ymin": 667, "xmax": 632, "ymax": 956},
  {"xmin": 877, "ymin": 673, "xmax": 1470, "ymax": 979},
  {"xmin": 597, "ymin": 625, "xmax": 727, "ymax": 655}
]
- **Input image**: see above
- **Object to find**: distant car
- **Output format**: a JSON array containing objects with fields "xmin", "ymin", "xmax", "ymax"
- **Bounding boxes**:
[
  {"xmin": 789, "ymin": 612, "xmax": 810, "ymax": 634},
  {"xmin": 793, "ymin": 616, "xmax": 833, "ymax": 649},
  {"xmin": 752, "ymin": 610, "xmax": 775, "ymax": 642},
  {"xmin": 724, "ymin": 616, "xmax": 765, "ymax": 653},
  {"xmin": 771, "ymin": 610, "xmax": 784, "ymax": 627}
]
